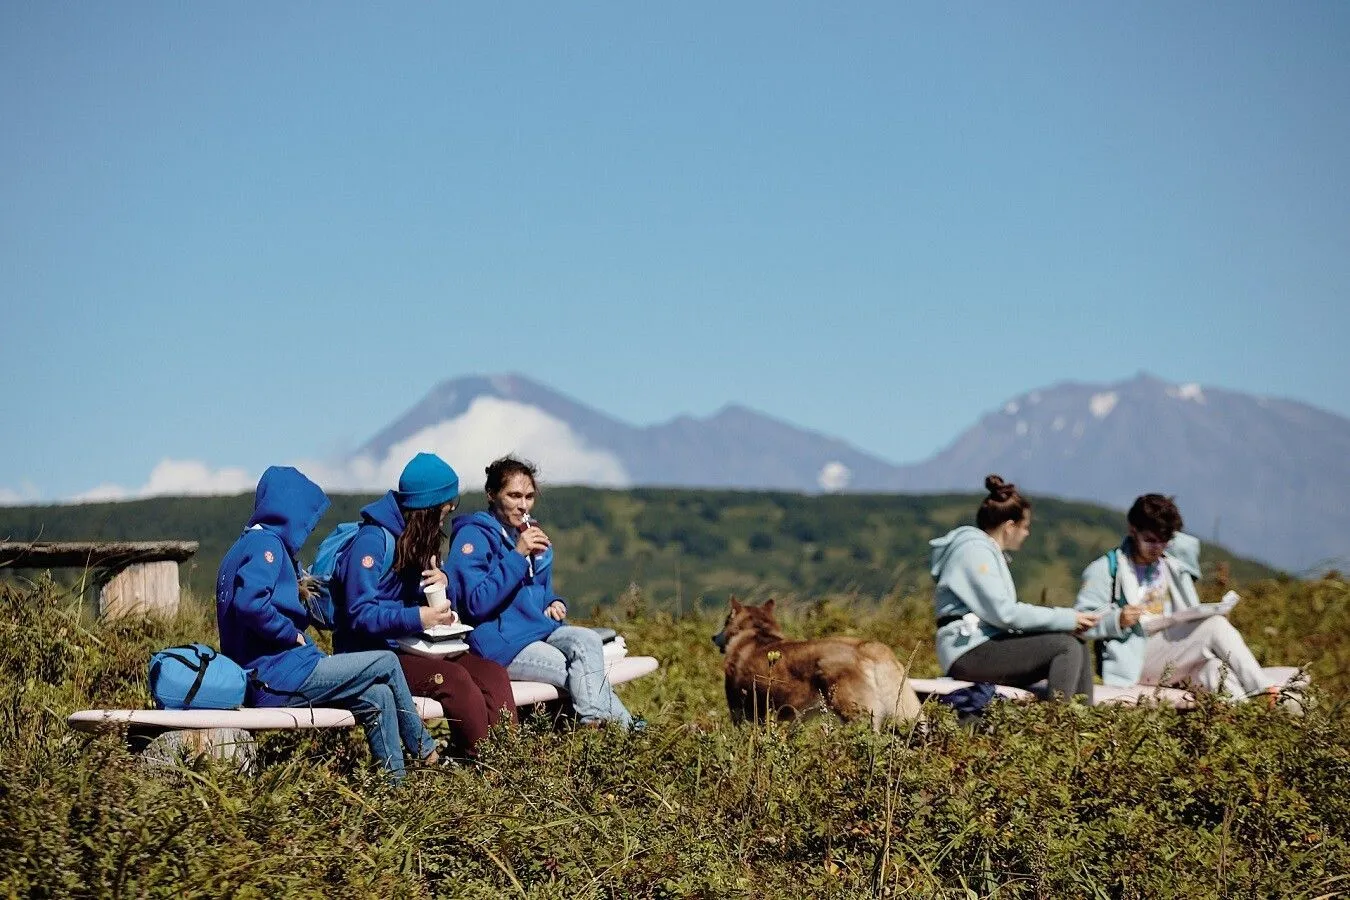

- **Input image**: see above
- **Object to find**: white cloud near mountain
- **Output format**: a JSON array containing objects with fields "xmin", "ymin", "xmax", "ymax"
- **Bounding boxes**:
[
  {"xmin": 51, "ymin": 396, "xmax": 630, "ymax": 503},
  {"xmin": 817, "ymin": 461, "xmax": 852, "ymax": 492},
  {"xmin": 317, "ymin": 396, "xmax": 631, "ymax": 492},
  {"xmin": 0, "ymin": 482, "xmax": 40, "ymax": 506},
  {"xmin": 72, "ymin": 460, "xmax": 257, "ymax": 502}
]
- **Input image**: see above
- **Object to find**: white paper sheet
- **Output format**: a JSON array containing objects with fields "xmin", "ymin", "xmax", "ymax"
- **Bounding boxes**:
[{"xmin": 1141, "ymin": 590, "xmax": 1239, "ymax": 635}]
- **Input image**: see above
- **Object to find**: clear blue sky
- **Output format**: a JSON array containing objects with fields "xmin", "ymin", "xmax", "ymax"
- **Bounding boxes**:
[{"xmin": 2, "ymin": 3, "xmax": 1347, "ymax": 502}]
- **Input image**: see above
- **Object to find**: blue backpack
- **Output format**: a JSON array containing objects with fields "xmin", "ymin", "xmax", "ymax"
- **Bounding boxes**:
[
  {"xmin": 148, "ymin": 644, "xmax": 247, "ymax": 710},
  {"xmin": 306, "ymin": 522, "xmax": 395, "ymax": 630}
]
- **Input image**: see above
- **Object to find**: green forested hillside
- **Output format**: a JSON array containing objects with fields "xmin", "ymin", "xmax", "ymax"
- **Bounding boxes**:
[{"xmin": 0, "ymin": 488, "xmax": 1276, "ymax": 611}]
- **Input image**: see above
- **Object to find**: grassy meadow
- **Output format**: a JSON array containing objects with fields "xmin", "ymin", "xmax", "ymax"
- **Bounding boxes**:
[{"xmin": 2, "ymin": 568, "xmax": 1348, "ymax": 898}]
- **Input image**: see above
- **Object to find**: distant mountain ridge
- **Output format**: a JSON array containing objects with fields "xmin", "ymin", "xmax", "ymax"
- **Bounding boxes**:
[
  {"xmin": 353, "ymin": 372, "xmax": 1350, "ymax": 573},
  {"xmin": 886, "ymin": 374, "xmax": 1350, "ymax": 575},
  {"xmin": 357, "ymin": 373, "xmax": 900, "ymax": 491}
]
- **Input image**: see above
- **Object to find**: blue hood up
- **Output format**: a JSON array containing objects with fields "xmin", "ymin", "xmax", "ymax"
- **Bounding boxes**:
[{"xmin": 247, "ymin": 466, "xmax": 331, "ymax": 557}]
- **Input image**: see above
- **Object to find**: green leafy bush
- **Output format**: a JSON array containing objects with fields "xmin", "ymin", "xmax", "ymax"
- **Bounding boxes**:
[{"xmin": 1, "ymin": 577, "xmax": 1346, "ymax": 897}]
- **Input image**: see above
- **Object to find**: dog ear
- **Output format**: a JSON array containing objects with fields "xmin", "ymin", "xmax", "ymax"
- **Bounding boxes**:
[
  {"xmin": 763, "ymin": 598, "xmax": 775, "ymax": 612},
  {"xmin": 730, "ymin": 596, "xmax": 743, "ymax": 612}
]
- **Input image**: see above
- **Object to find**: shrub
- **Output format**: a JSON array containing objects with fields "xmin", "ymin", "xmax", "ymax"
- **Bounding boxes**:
[{"xmin": 1, "ymin": 579, "xmax": 1346, "ymax": 897}]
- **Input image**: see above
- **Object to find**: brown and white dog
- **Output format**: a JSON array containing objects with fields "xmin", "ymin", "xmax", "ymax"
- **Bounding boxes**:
[{"xmin": 712, "ymin": 598, "xmax": 922, "ymax": 729}]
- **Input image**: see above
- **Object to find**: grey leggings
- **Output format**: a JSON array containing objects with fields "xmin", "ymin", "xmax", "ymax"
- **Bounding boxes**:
[{"xmin": 949, "ymin": 632, "xmax": 1094, "ymax": 704}]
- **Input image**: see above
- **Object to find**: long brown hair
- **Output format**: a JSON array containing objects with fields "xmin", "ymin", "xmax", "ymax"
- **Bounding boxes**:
[
  {"xmin": 394, "ymin": 505, "xmax": 446, "ymax": 574},
  {"xmin": 975, "ymin": 474, "xmax": 1031, "ymax": 531}
]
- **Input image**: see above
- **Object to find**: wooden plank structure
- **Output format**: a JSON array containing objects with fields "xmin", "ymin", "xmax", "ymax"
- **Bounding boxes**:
[{"xmin": 0, "ymin": 540, "xmax": 198, "ymax": 620}]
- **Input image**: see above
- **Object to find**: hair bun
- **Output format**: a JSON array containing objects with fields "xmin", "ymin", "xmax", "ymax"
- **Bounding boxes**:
[{"xmin": 984, "ymin": 474, "xmax": 1015, "ymax": 501}]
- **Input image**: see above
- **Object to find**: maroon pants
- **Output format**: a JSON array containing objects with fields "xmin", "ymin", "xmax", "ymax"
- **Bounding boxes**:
[{"xmin": 396, "ymin": 652, "xmax": 517, "ymax": 757}]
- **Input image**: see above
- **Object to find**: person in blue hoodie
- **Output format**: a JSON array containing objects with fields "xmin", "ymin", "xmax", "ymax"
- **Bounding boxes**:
[
  {"xmin": 931, "ymin": 475, "xmax": 1099, "ymax": 703},
  {"xmin": 333, "ymin": 452, "xmax": 517, "ymax": 758},
  {"xmin": 1075, "ymin": 493, "xmax": 1279, "ymax": 700},
  {"xmin": 216, "ymin": 465, "xmax": 437, "ymax": 781},
  {"xmin": 447, "ymin": 455, "xmax": 634, "ymax": 728}
]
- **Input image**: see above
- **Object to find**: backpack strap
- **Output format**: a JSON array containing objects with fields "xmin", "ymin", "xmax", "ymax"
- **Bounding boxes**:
[
  {"xmin": 1106, "ymin": 549, "xmax": 1123, "ymax": 606},
  {"xmin": 181, "ymin": 646, "xmax": 215, "ymax": 707},
  {"xmin": 1093, "ymin": 550, "xmax": 1122, "ymax": 680},
  {"xmin": 244, "ymin": 672, "xmax": 321, "ymax": 726}
]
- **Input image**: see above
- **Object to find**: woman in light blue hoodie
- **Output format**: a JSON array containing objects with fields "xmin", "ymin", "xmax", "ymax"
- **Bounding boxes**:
[{"xmin": 930, "ymin": 475, "xmax": 1099, "ymax": 703}]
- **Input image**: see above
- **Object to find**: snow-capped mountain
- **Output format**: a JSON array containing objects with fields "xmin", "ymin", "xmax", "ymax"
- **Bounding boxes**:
[
  {"xmin": 886, "ymin": 373, "xmax": 1350, "ymax": 575},
  {"xmin": 355, "ymin": 373, "xmax": 896, "ymax": 493},
  {"xmin": 353, "ymin": 372, "xmax": 1350, "ymax": 573}
]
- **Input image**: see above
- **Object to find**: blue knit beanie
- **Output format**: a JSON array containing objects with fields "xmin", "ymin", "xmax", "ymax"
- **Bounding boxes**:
[{"xmin": 396, "ymin": 453, "xmax": 460, "ymax": 510}]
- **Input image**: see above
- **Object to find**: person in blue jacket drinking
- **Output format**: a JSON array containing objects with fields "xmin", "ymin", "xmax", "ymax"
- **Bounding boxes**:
[
  {"xmin": 447, "ymin": 455, "xmax": 634, "ymax": 728},
  {"xmin": 333, "ymin": 452, "xmax": 516, "ymax": 759},
  {"xmin": 216, "ymin": 465, "xmax": 437, "ymax": 781},
  {"xmin": 931, "ymin": 475, "xmax": 1099, "ymax": 703}
]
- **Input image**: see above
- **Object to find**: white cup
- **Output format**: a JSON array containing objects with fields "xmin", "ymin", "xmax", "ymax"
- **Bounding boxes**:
[{"xmin": 423, "ymin": 583, "xmax": 449, "ymax": 611}]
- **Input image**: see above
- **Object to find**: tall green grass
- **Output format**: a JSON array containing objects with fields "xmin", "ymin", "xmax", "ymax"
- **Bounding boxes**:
[{"xmin": 1, "ymin": 574, "xmax": 1347, "ymax": 898}]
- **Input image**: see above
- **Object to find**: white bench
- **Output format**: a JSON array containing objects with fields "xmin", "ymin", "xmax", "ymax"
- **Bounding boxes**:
[
  {"xmin": 68, "ymin": 655, "xmax": 659, "ymax": 734},
  {"xmin": 908, "ymin": 666, "xmax": 1305, "ymax": 711}
]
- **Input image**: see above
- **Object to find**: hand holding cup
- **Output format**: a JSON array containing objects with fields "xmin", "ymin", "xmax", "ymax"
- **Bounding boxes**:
[{"xmin": 515, "ymin": 526, "xmax": 550, "ymax": 557}]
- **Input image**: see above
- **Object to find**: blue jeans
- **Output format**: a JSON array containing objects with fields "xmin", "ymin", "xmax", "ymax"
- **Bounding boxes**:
[
  {"xmin": 507, "ymin": 626, "xmax": 633, "ymax": 727},
  {"xmin": 291, "ymin": 651, "xmax": 435, "ymax": 782}
]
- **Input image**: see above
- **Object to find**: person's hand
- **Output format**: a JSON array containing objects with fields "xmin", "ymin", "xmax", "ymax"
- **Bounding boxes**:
[
  {"xmin": 1119, "ymin": 604, "xmax": 1145, "ymax": 629},
  {"xmin": 516, "ymin": 526, "xmax": 551, "ymax": 557},
  {"xmin": 1074, "ymin": 611, "xmax": 1102, "ymax": 634},
  {"xmin": 419, "ymin": 604, "xmax": 459, "ymax": 629},
  {"xmin": 544, "ymin": 600, "xmax": 566, "ymax": 622},
  {"xmin": 420, "ymin": 556, "xmax": 448, "ymax": 589},
  {"xmin": 295, "ymin": 632, "xmax": 307, "ymax": 646}
]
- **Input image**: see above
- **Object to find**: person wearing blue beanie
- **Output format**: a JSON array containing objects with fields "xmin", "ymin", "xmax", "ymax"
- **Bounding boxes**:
[
  {"xmin": 332, "ymin": 452, "xmax": 516, "ymax": 759},
  {"xmin": 397, "ymin": 452, "xmax": 460, "ymax": 510}
]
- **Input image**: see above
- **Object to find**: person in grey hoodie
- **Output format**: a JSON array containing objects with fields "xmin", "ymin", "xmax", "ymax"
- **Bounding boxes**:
[
  {"xmin": 931, "ymin": 475, "xmax": 1099, "ymax": 703},
  {"xmin": 1075, "ymin": 493, "xmax": 1278, "ymax": 700}
]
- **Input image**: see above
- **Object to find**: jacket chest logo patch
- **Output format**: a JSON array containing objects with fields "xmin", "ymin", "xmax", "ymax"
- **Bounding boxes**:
[
  {"xmin": 460, "ymin": 542, "xmax": 475, "ymax": 555},
  {"xmin": 978, "ymin": 563, "xmax": 989, "ymax": 574},
  {"xmin": 263, "ymin": 550, "xmax": 275, "ymax": 564},
  {"xmin": 361, "ymin": 555, "xmax": 376, "ymax": 569}
]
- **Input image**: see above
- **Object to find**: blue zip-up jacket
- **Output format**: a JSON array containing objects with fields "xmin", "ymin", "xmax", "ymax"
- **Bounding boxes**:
[
  {"xmin": 930, "ymin": 525, "xmax": 1079, "ymax": 673},
  {"xmin": 216, "ymin": 466, "xmax": 331, "ymax": 706},
  {"xmin": 332, "ymin": 491, "xmax": 426, "ymax": 654},
  {"xmin": 446, "ymin": 510, "xmax": 562, "ymax": 666},
  {"xmin": 1075, "ymin": 532, "xmax": 1204, "ymax": 686}
]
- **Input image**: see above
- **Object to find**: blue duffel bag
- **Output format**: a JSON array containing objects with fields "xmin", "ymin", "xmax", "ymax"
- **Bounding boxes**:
[{"xmin": 148, "ymin": 643, "xmax": 247, "ymax": 710}]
